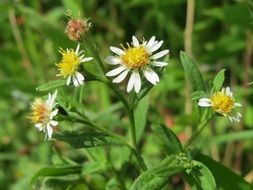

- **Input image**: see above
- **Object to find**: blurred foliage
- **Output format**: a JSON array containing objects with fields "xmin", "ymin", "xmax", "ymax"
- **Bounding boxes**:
[{"xmin": 0, "ymin": 0, "xmax": 252, "ymax": 189}]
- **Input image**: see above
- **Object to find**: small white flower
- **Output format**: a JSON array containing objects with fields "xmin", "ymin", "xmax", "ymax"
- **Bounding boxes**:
[
  {"xmin": 106, "ymin": 36, "xmax": 169, "ymax": 93},
  {"xmin": 198, "ymin": 87, "xmax": 242, "ymax": 122},
  {"xmin": 56, "ymin": 44, "xmax": 93, "ymax": 87},
  {"xmin": 29, "ymin": 90, "xmax": 59, "ymax": 139}
]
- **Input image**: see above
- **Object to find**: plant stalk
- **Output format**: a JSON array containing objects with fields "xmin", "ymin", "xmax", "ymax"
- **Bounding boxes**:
[
  {"xmin": 184, "ymin": 114, "xmax": 215, "ymax": 150},
  {"xmin": 129, "ymin": 108, "xmax": 147, "ymax": 171}
]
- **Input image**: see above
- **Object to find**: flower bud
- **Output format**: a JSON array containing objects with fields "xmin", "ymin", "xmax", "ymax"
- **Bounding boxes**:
[{"xmin": 65, "ymin": 14, "xmax": 90, "ymax": 41}]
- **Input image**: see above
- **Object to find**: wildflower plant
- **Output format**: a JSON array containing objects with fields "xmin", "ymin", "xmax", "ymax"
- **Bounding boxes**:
[{"xmin": 28, "ymin": 12, "xmax": 251, "ymax": 190}]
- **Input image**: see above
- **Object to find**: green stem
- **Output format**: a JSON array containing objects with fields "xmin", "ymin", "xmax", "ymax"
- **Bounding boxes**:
[
  {"xmin": 129, "ymin": 109, "xmax": 137, "ymax": 148},
  {"xmin": 129, "ymin": 108, "xmax": 147, "ymax": 171},
  {"xmin": 184, "ymin": 114, "xmax": 215, "ymax": 150},
  {"xmin": 83, "ymin": 34, "xmax": 106, "ymax": 76}
]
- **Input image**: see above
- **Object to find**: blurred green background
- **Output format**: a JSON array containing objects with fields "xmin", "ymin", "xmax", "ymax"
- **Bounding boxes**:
[{"xmin": 0, "ymin": 0, "xmax": 253, "ymax": 189}]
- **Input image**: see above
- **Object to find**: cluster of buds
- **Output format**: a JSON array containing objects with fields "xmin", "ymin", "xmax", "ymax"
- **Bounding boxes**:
[{"xmin": 65, "ymin": 12, "xmax": 91, "ymax": 41}]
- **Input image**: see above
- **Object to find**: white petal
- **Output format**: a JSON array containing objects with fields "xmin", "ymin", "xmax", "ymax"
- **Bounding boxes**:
[
  {"xmin": 112, "ymin": 69, "xmax": 129, "ymax": 83},
  {"xmin": 67, "ymin": 76, "xmax": 72, "ymax": 86},
  {"xmin": 76, "ymin": 72, "xmax": 85, "ymax": 83},
  {"xmin": 198, "ymin": 101, "xmax": 211, "ymax": 107},
  {"xmin": 105, "ymin": 56, "xmax": 122, "ymax": 65},
  {"xmin": 198, "ymin": 98, "xmax": 211, "ymax": 103},
  {"xmin": 225, "ymin": 87, "xmax": 231, "ymax": 96},
  {"xmin": 110, "ymin": 46, "xmax": 125, "ymax": 56},
  {"xmin": 151, "ymin": 61, "xmax": 168, "ymax": 67},
  {"xmin": 50, "ymin": 109, "xmax": 58, "ymax": 118},
  {"xmin": 75, "ymin": 44, "xmax": 80, "ymax": 54},
  {"xmin": 147, "ymin": 40, "xmax": 163, "ymax": 53},
  {"xmin": 35, "ymin": 123, "xmax": 43, "ymax": 131},
  {"xmin": 132, "ymin": 36, "xmax": 140, "ymax": 47},
  {"xmin": 106, "ymin": 66, "xmax": 126, "ymax": 77},
  {"xmin": 127, "ymin": 72, "xmax": 136, "ymax": 93},
  {"xmin": 46, "ymin": 125, "xmax": 53, "ymax": 139},
  {"xmin": 73, "ymin": 75, "xmax": 80, "ymax": 87},
  {"xmin": 133, "ymin": 71, "xmax": 141, "ymax": 93},
  {"xmin": 81, "ymin": 57, "xmax": 93, "ymax": 63},
  {"xmin": 235, "ymin": 102, "xmax": 242, "ymax": 107},
  {"xmin": 237, "ymin": 112, "xmax": 242, "ymax": 118},
  {"xmin": 46, "ymin": 93, "xmax": 51, "ymax": 105},
  {"xmin": 50, "ymin": 120, "xmax": 58, "ymax": 126},
  {"xmin": 146, "ymin": 36, "xmax": 156, "ymax": 48},
  {"xmin": 47, "ymin": 90, "xmax": 57, "ymax": 108},
  {"xmin": 150, "ymin": 50, "xmax": 169, "ymax": 60},
  {"xmin": 143, "ymin": 68, "xmax": 159, "ymax": 85}
]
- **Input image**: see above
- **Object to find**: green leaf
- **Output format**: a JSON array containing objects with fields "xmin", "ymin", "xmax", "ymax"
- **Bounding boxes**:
[
  {"xmin": 82, "ymin": 161, "xmax": 107, "ymax": 175},
  {"xmin": 29, "ymin": 165, "xmax": 82, "ymax": 186},
  {"xmin": 135, "ymin": 96, "xmax": 149, "ymax": 143},
  {"xmin": 53, "ymin": 130, "xmax": 116, "ymax": 148},
  {"xmin": 191, "ymin": 91, "xmax": 208, "ymax": 100},
  {"xmin": 212, "ymin": 69, "xmax": 226, "ymax": 92},
  {"xmin": 180, "ymin": 51, "xmax": 206, "ymax": 91},
  {"xmin": 209, "ymin": 130, "xmax": 253, "ymax": 145},
  {"xmin": 188, "ymin": 161, "xmax": 216, "ymax": 190},
  {"xmin": 152, "ymin": 124, "xmax": 182, "ymax": 155},
  {"xmin": 184, "ymin": 173, "xmax": 202, "ymax": 190},
  {"xmin": 36, "ymin": 79, "xmax": 66, "ymax": 92},
  {"xmin": 106, "ymin": 178, "xmax": 120, "ymax": 190},
  {"xmin": 196, "ymin": 154, "xmax": 253, "ymax": 190},
  {"xmin": 130, "ymin": 155, "xmax": 182, "ymax": 190}
]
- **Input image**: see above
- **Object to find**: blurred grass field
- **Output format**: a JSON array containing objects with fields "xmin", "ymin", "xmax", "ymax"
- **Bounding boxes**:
[{"xmin": 0, "ymin": 0, "xmax": 253, "ymax": 189}]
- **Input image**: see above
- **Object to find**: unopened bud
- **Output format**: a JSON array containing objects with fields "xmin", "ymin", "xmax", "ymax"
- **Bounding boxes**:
[{"xmin": 65, "ymin": 14, "xmax": 90, "ymax": 41}]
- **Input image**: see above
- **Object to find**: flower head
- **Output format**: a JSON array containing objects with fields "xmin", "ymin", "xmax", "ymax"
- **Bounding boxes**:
[
  {"xmin": 56, "ymin": 44, "xmax": 93, "ymax": 87},
  {"xmin": 65, "ymin": 13, "xmax": 91, "ymax": 41},
  {"xmin": 198, "ymin": 87, "xmax": 242, "ymax": 122},
  {"xmin": 106, "ymin": 36, "xmax": 169, "ymax": 93},
  {"xmin": 29, "ymin": 90, "xmax": 58, "ymax": 140}
]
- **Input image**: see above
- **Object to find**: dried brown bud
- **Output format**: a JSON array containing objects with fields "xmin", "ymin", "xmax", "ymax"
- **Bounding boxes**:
[{"xmin": 65, "ymin": 16, "xmax": 90, "ymax": 41}]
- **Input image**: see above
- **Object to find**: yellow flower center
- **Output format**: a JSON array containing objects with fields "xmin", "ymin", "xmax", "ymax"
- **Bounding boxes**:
[
  {"xmin": 29, "ymin": 99, "xmax": 50, "ymax": 124},
  {"xmin": 211, "ymin": 92, "xmax": 235, "ymax": 114},
  {"xmin": 121, "ymin": 46, "xmax": 149, "ymax": 69},
  {"xmin": 57, "ymin": 49, "xmax": 80, "ymax": 77}
]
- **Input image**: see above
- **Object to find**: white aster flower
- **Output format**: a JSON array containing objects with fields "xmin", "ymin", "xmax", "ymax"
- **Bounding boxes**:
[
  {"xmin": 56, "ymin": 44, "xmax": 93, "ymax": 87},
  {"xmin": 198, "ymin": 87, "xmax": 242, "ymax": 122},
  {"xmin": 106, "ymin": 35, "xmax": 169, "ymax": 93},
  {"xmin": 29, "ymin": 90, "xmax": 59, "ymax": 140}
]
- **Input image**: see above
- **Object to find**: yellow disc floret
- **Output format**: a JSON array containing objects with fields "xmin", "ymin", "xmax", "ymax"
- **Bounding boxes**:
[
  {"xmin": 56, "ymin": 49, "xmax": 80, "ymax": 77},
  {"xmin": 29, "ymin": 98, "xmax": 50, "ymax": 124},
  {"xmin": 211, "ymin": 92, "xmax": 235, "ymax": 114},
  {"xmin": 121, "ymin": 46, "xmax": 149, "ymax": 69}
]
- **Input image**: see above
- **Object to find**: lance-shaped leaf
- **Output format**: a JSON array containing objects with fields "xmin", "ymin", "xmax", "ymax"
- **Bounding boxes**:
[
  {"xmin": 152, "ymin": 124, "xmax": 182, "ymax": 155},
  {"xmin": 180, "ymin": 51, "xmax": 206, "ymax": 91},
  {"xmin": 196, "ymin": 153, "xmax": 253, "ymax": 190},
  {"xmin": 212, "ymin": 69, "xmax": 226, "ymax": 93},
  {"xmin": 53, "ymin": 130, "xmax": 119, "ymax": 148},
  {"xmin": 185, "ymin": 160, "xmax": 216, "ymax": 190},
  {"xmin": 30, "ymin": 165, "xmax": 82, "ymax": 187}
]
